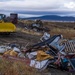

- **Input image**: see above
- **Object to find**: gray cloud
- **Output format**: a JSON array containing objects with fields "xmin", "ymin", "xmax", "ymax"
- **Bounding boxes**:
[{"xmin": 0, "ymin": 0, "xmax": 75, "ymax": 17}]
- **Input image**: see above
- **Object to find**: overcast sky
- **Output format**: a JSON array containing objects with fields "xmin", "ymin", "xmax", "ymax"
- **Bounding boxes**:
[{"xmin": 0, "ymin": 0, "xmax": 75, "ymax": 17}]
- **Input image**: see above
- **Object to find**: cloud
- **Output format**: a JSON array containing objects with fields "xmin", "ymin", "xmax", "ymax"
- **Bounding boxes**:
[
  {"xmin": 0, "ymin": 0, "xmax": 65, "ymax": 11},
  {"xmin": 0, "ymin": 0, "xmax": 75, "ymax": 17},
  {"xmin": 64, "ymin": 2, "xmax": 75, "ymax": 9}
]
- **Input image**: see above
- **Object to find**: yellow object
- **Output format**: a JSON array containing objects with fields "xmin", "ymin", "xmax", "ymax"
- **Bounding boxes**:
[
  {"xmin": 4, "ymin": 50, "xmax": 18, "ymax": 57},
  {"xmin": 10, "ymin": 50, "xmax": 18, "ymax": 57},
  {"xmin": 36, "ymin": 51, "xmax": 54, "ymax": 61},
  {"xmin": 4, "ymin": 50, "xmax": 11, "ymax": 55},
  {"xmin": 0, "ymin": 21, "xmax": 16, "ymax": 33}
]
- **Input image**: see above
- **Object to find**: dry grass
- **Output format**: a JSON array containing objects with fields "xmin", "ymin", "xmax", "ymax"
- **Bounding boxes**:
[
  {"xmin": 18, "ymin": 20, "xmax": 34, "ymax": 26},
  {"xmin": 0, "ymin": 59, "xmax": 41, "ymax": 75},
  {"xmin": 18, "ymin": 20, "xmax": 75, "ymax": 39},
  {"xmin": 22, "ymin": 29, "xmax": 42, "ymax": 36},
  {"xmin": 16, "ymin": 27, "xmax": 42, "ymax": 36},
  {"xmin": 50, "ymin": 28, "xmax": 75, "ymax": 39},
  {"xmin": 17, "ymin": 27, "xmax": 75, "ymax": 40}
]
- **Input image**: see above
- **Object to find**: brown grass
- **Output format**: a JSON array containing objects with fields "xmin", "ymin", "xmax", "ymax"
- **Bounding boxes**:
[
  {"xmin": 18, "ymin": 20, "xmax": 75, "ymax": 39},
  {"xmin": 50, "ymin": 28, "xmax": 75, "ymax": 39},
  {"xmin": 0, "ymin": 59, "xmax": 41, "ymax": 75},
  {"xmin": 22, "ymin": 29, "xmax": 42, "ymax": 36}
]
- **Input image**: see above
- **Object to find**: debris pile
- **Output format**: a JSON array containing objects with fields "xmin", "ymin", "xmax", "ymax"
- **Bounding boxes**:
[
  {"xmin": 25, "ymin": 35, "xmax": 75, "ymax": 71},
  {"xmin": 24, "ymin": 19, "xmax": 50, "ymax": 32},
  {"xmin": 0, "ymin": 44, "xmax": 25, "ymax": 58},
  {"xmin": 0, "ymin": 34, "xmax": 75, "ymax": 72}
]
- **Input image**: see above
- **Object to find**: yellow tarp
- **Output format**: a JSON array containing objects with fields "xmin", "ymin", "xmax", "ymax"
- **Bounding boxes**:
[
  {"xmin": 10, "ymin": 51, "xmax": 18, "ymax": 57},
  {"xmin": 36, "ymin": 51, "xmax": 54, "ymax": 61},
  {"xmin": 4, "ymin": 50, "xmax": 11, "ymax": 55},
  {"xmin": 4, "ymin": 50, "xmax": 18, "ymax": 57}
]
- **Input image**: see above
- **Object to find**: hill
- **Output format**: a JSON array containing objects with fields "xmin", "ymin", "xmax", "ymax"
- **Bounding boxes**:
[{"xmin": 22, "ymin": 15, "xmax": 75, "ymax": 21}]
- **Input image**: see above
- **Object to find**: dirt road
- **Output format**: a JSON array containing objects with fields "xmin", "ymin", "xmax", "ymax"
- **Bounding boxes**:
[{"xmin": 0, "ymin": 32, "xmax": 40, "ymax": 47}]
